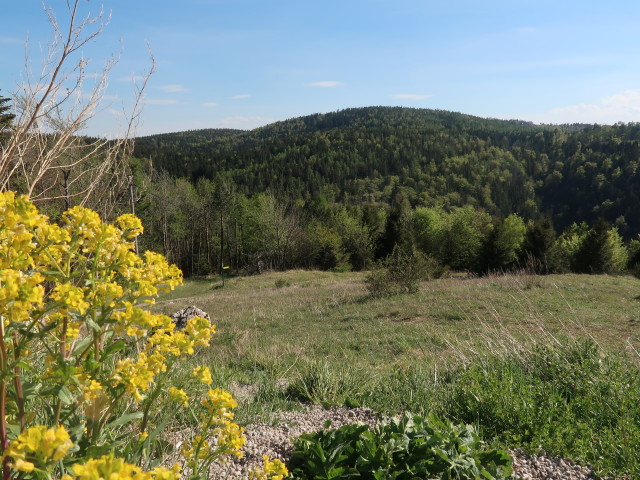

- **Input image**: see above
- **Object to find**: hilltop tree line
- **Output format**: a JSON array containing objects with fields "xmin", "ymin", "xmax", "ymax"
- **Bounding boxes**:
[{"xmin": 134, "ymin": 107, "xmax": 640, "ymax": 237}]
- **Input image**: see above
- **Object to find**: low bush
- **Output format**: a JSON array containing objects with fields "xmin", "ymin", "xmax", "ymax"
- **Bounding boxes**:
[
  {"xmin": 365, "ymin": 249, "xmax": 442, "ymax": 297},
  {"xmin": 287, "ymin": 413, "xmax": 512, "ymax": 480}
]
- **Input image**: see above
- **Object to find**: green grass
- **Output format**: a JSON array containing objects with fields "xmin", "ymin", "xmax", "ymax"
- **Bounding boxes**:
[{"xmin": 155, "ymin": 270, "xmax": 640, "ymax": 478}]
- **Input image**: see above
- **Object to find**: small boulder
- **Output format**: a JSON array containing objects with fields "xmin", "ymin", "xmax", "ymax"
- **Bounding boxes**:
[{"xmin": 170, "ymin": 305, "xmax": 211, "ymax": 330}]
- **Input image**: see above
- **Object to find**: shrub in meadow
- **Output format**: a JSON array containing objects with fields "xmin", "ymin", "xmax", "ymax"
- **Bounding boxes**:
[
  {"xmin": 365, "ymin": 248, "xmax": 441, "ymax": 297},
  {"xmin": 0, "ymin": 191, "xmax": 285, "ymax": 480}
]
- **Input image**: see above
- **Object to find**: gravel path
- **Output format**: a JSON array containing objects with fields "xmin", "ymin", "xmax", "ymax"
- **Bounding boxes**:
[{"xmin": 206, "ymin": 406, "xmax": 603, "ymax": 480}]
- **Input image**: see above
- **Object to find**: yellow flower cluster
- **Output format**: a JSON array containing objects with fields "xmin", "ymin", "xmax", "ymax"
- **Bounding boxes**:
[
  {"xmin": 203, "ymin": 388, "xmax": 238, "ymax": 421},
  {"xmin": 64, "ymin": 453, "xmax": 180, "ymax": 480},
  {"xmin": 0, "ymin": 192, "xmax": 250, "ymax": 477},
  {"xmin": 249, "ymin": 455, "xmax": 289, "ymax": 480},
  {"xmin": 192, "ymin": 366, "xmax": 213, "ymax": 385},
  {"xmin": 112, "ymin": 352, "xmax": 168, "ymax": 402},
  {"xmin": 0, "ymin": 268, "xmax": 44, "ymax": 323},
  {"xmin": 211, "ymin": 419, "xmax": 246, "ymax": 458},
  {"xmin": 180, "ymin": 435, "xmax": 211, "ymax": 461},
  {"xmin": 111, "ymin": 312, "xmax": 215, "ymax": 402},
  {"xmin": 168, "ymin": 387, "xmax": 189, "ymax": 406},
  {"xmin": 51, "ymin": 283, "xmax": 90, "ymax": 314},
  {"xmin": 116, "ymin": 213, "xmax": 144, "ymax": 239},
  {"xmin": 200, "ymin": 388, "xmax": 246, "ymax": 458},
  {"xmin": 2, "ymin": 425, "xmax": 73, "ymax": 472},
  {"xmin": 75, "ymin": 374, "xmax": 105, "ymax": 402},
  {"xmin": 0, "ymin": 191, "xmax": 43, "ymax": 270}
]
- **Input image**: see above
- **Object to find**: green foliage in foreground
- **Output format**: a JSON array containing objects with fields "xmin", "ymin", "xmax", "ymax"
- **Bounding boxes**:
[
  {"xmin": 362, "ymin": 340, "xmax": 640, "ymax": 478},
  {"xmin": 163, "ymin": 272, "xmax": 640, "ymax": 478},
  {"xmin": 288, "ymin": 413, "xmax": 511, "ymax": 480}
]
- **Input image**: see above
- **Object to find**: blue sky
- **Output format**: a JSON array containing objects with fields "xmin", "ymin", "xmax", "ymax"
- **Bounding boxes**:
[{"xmin": 2, "ymin": 0, "xmax": 640, "ymax": 136}]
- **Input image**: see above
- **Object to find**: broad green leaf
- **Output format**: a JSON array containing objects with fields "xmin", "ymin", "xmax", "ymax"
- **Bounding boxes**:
[{"xmin": 106, "ymin": 411, "xmax": 144, "ymax": 429}]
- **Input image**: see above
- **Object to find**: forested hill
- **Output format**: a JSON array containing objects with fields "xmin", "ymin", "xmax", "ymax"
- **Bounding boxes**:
[{"xmin": 133, "ymin": 106, "xmax": 640, "ymax": 237}]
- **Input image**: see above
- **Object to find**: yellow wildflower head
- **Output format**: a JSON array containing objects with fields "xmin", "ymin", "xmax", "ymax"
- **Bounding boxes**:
[
  {"xmin": 117, "ymin": 213, "xmax": 144, "ymax": 239},
  {"xmin": 249, "ymin": 455, "xmax": 289, "ymax": 480},
  {"xmin": 192, "ymin": 365, "xmax": 213, "ymax": 385},
  {"xmin": 3, "ymin": 425, "xmax": 73, "ymax": 470},
  {"xmin": 50, "ymin": 283, "xmax": 90, "ymax": 314},
  {"xmin": 69, "ymin": 453, "xmax": 179, "ymax": 480},
  {"xmin": 168, "ymin": 387, "xmax": 189, "ymax": 406}
]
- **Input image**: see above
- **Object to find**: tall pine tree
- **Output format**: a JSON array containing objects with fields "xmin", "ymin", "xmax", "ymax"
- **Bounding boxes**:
[
  {"xmin": 0, "ymin": 89, "xmax": 15, "ymax": 130},
  {"xmin": 0, "ymin": 89, "xmax": 15, "ymax": 146}
]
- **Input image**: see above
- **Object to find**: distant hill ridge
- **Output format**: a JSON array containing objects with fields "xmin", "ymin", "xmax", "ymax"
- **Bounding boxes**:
[{"xmin": 133, "ymin": 106, "xmax": 640, "ymax": 236}]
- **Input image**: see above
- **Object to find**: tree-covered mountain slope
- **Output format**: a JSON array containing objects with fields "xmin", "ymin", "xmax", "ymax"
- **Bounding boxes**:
[{"xmin": 133, "ymin": 106, "xmax": 640, "ymax": 236}]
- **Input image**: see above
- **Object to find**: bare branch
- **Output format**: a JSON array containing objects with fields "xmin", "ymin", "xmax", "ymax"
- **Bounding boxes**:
[{"xmin": 0, "ymin": 0, "xmax": 153, "ymax": 218}]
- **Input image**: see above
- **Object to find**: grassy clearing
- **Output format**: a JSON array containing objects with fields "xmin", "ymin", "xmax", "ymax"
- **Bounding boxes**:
[{"xmin": 156, "ymin": 270, "xmax": 640, "ymax": 478}]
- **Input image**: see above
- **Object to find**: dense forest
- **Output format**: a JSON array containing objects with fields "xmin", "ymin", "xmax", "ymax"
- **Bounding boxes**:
[
  {"xmin": 129, "ymin": 107, "xmax": 640, "ymax": 278},
  {"xmin": 134, "ymin": 107, "xmax": 640, "ymax": 236}
]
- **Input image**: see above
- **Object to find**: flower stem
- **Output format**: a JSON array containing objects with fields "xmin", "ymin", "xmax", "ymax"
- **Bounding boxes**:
[
  {"xmin": 0, "ymin": 322, "xmax": 11, "ymax": 480},
  {"xmin": 12, "ymin": 335, "xmax": 25, "ymax": 431}
]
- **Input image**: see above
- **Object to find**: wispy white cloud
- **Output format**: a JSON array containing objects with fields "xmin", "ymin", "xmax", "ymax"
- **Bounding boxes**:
[
  {"xmin": 218, "ymin": 115, "xmax": 275, "ymax": 129},
  {"xmin": 144, "ymin": 99, "xmax": 180, "ymax": 105},
  {"xmin": 202, "ymin": 102, "xmax": 219, "ymax": 107},
  {"xmin": 539, "ymin": 90, "xmax": 640, "ymax": 124},
  {"xmin": 390, "ymin": 93, "xmax": 432, "ymax": 100},
  {"xmin": 307, "ymin": 81, "xmax": 343, "ymax": 88},
  {"xmin": 231, "ymin": 94, "xmax": 251, "ymax": 99},
  {"xmin": 159, "ymin": 84, "xmax": 188, "ymax": 93}
]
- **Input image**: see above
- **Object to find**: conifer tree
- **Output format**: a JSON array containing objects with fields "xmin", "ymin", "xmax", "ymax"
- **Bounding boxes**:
[
  {"xmin": 0, "ymin": 89, "xmax": 15, "ymax": 134},
  {"xmin": 574, "ymin": 219, "xmax": 627, "ymax": 274},
  {"xmin": 521, "ymin": 215, "xmax": 556, "ymax": 273}
]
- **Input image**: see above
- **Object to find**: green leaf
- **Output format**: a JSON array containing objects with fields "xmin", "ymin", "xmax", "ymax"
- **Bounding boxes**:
[
  {"xmin": 86, "ymin": 316, "xmax": 102, "ymax": 333},
  {"xmin": 56, "ymin": 386, "xmax": 75, "ymax": 405},
  {"xmin": 103, "ymin": 339, "xmax": 127, "ymax": 356},
  {"xmin": 105, "ymin": 411, "xmax": 144, "ymax": 429}
]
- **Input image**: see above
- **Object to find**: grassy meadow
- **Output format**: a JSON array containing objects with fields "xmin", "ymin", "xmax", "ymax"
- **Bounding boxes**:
[{"xmin": 156, "ymin": 271, "xmax": 640, "ymax": 478}]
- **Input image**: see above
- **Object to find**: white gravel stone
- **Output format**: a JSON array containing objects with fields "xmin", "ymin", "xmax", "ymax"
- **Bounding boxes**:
[{"xmin": 200, "ymin": 406, "xmax": 605, "ymax": 480}]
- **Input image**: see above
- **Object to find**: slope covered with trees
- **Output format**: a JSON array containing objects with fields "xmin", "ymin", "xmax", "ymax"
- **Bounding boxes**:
[
  {"xmin": 134, "ymin": 107, "xmax": 640, "ymax": 237},
  {"xmin": 131, "ymin": 107, "xmax": 640, "ymax": 276}
]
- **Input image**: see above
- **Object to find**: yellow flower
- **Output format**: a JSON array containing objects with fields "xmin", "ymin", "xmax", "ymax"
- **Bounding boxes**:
[
  {"xmin": 249, "ymin": 455, "xmax": 289, "ymax": 480},
  {"xmin": 81, "ymin": 377, "xmax": 104, "ymax": 402},
  {"xmin": 202, "ymin": 388, "xmax": 238, "ymax": 420},
  {"xmin": 168, "ymin": 387, "xmax": 189, "ymax": 406},
  {"xmin": 14, "ymin": 458, "xmax": 35, "ymax": 472},
  {"xmin": 50, "ymin": 283, "xmax": 90, "ymax": 314},
  {"xmin": 69, "ymin": 453, "xmax": 179, "ymax": 480},
  {"xmin": 212, "ymin": 419, "xmax": 246, "ymax": 458},
  {"xmin": 192, "ymin": 365, "xmax": 213, "ymax": 385},
  {"xmin": 117, "ymin": 213, "xmax": 144, "ymax": 239},
  {"xmin": 0, "ymin": 268, "xmax": 45, "ymax": 322},
  {"xmin": 2, "ymin": 425, "xmax": 73, "ymax": 470}
]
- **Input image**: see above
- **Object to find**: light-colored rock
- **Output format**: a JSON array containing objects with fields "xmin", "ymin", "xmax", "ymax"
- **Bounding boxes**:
[{"xmin": 170, "ymin": 305, "xmax": 210, "ymax": 330}]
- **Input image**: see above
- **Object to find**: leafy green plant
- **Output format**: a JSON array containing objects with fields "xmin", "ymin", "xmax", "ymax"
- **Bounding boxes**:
[{"xmin": 287, "ymin": 413, "xmax": 512, "ymax": 480}]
